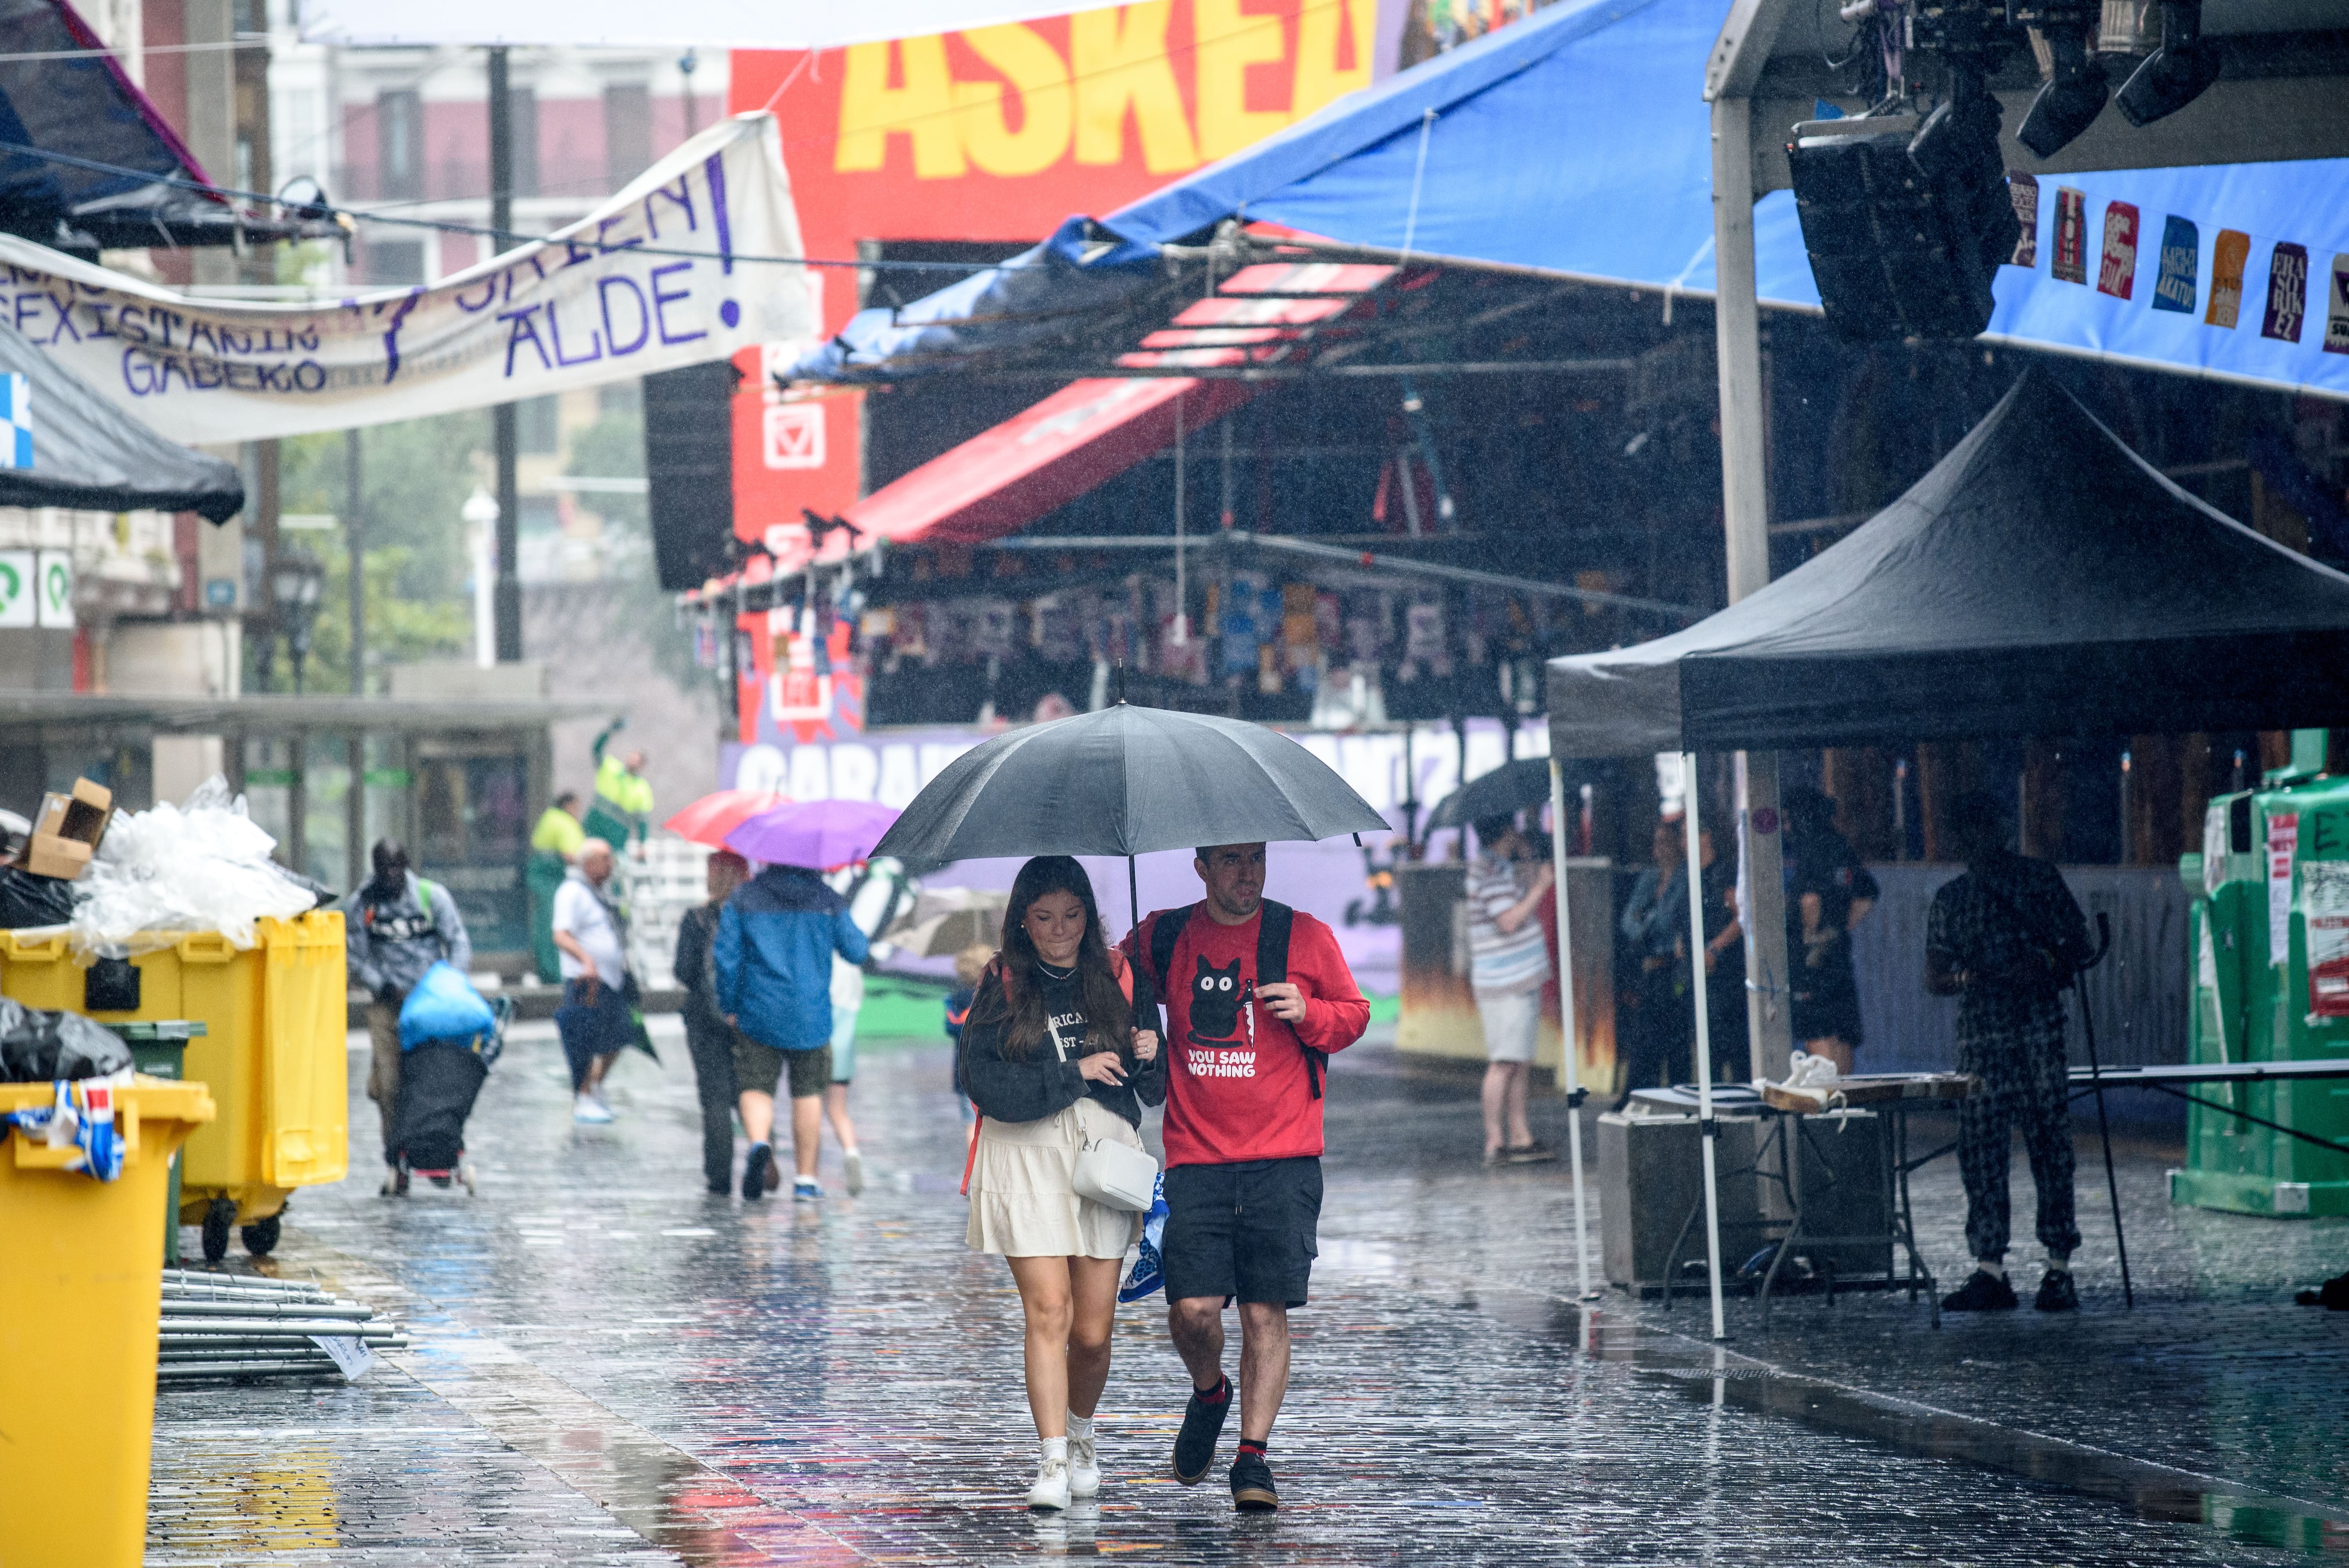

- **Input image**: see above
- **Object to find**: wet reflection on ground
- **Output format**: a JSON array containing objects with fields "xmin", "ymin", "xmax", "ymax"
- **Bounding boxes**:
[{"xmin": 145, "ymin": 1022, "xmax": 2347, "ymax": 1563}]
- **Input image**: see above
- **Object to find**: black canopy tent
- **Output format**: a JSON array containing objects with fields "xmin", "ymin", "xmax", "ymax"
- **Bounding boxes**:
[
  {"xmin": 1545, "ymin": 373, "xmax": 2349, "ymax": 760},
  {"xmin": 0, "ymin": 315, "xmax": 242, "ymax": 521},
  {"xmin": 1542, "ymin": 369, "xmax": 2349, "ymax": 1326}
]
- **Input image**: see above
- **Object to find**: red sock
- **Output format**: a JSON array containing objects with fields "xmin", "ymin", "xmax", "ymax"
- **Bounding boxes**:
[
  {"xmin": 1237, "ymin": 1438, "xmax": 1267, "ymax": 1458},
  {"xmin": 1195, "ymin": 1375, "xmax": 1229, "ymax": 1404}
]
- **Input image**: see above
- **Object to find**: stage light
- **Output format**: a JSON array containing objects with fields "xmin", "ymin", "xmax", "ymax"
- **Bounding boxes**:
[
  {"xmin": 2116, "ymin": 0, "xmax": 2222, "ymax": 125},
  {"xmin": 2018, "ymin": 22, "xmax": 2109, "ymax": 156}
]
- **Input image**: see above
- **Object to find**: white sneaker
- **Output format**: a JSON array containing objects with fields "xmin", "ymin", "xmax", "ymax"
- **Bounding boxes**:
[
  {"xmin": 1027, "ymin": 1455, "xmax": 1071, "ymax": 1511},
  {"xmin": 843, "ymin": 1149, "xmax": 865, "ymax": 1195},
  {"xmin": 1067, "ymin": 1433, "xmax": 1101, "ymax": 1498},
  {"xmin": 573, "ymin": 1094, "xmax": 613, "ymax": 1125}
]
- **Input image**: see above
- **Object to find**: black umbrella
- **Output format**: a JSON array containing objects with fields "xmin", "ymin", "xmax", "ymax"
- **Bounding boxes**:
[
  {"xmin": 870, "ymin": 701, "xmax": 1388, "ymax": 929},
  {"xmin": 1422, "ymin": 757, "xmax": 1555, "ymax": 833}
]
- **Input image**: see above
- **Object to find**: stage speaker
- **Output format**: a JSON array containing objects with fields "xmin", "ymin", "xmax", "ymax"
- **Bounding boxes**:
[
  {"xmin": 1788, "ymin": 100, "xmax": 2019, "ymax": 343},
  {"xmin": 644, "ymin": 360, "xmax": 741, "ymax": 591},
  {"xmin": 1787, "ymin": 1110, "xmax": 1893, "ymax": 1281},
  {"xmin": 1598, "ymin": 1110, "xmax": 1765, "ymax": 1295}
]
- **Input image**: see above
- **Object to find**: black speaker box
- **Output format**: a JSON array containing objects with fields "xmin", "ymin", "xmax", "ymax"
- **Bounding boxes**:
[
  {"xmin": 644, "ymin": 360, "xmax": 742, "ymax": 591},
  {"xmin": 1788, "ymin": 108, "xmax": 2018, "ymax": 343}
]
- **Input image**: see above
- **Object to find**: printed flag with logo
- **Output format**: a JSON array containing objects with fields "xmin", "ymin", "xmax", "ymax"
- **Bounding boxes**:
[
  {"xmin": 2263, "ymin": 241, "xmax": 2309, "ymax": 342},
  {"xmin": 2325, "ymin": 253, "xmax": 2349, "ymax": 357},
  {"xmin": 2206, "ymin": 229, "xmax": 2250, "ymax": 328},
  {"xmin": 2052, "ymin": 188, "xmax": 2088, "ymax": 284},
  {"xmin": 2152, "ymin": 216, "xmax": 2197, "ymax": 313},
  {"xmin": 2097, "ymin": 202, "xmax": 2139, "ymax": 298}
]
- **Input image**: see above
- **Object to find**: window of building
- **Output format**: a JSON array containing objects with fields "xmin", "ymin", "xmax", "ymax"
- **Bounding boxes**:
[
  {"xmin": 517, "ymin": 396, "xmax": 560, "ymax": 454},
  {"xmin": 508, "ymin": 87, "xmax": 540, "ymax": 199},
  {"xmin": 604, "ymin": 83, "xmax": 652, "ymax": 190},
  {"xmin": 377, "ymin": 89, "xmax": 421, "ymax": 201},
  {"xmin": 363, "ymin": 240, "xmax": 425, "ymax": 286}
]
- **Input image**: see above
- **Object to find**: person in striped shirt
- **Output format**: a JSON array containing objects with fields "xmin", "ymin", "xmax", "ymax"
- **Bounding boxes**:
[{"xmin": 1466, "ymin": 814, "xmax": 1557, "ymax": 1165}]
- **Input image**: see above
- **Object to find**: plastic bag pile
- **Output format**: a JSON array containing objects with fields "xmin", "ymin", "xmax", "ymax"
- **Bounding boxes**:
[{"xmin": 70, "ymin": 776, "xmax": 321, "ymax": 955}]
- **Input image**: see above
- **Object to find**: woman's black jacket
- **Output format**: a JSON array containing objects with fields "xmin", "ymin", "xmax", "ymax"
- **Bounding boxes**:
[{"xmin": 958, "ymin": 962, "xmax": 1166, "ymax": 1129}]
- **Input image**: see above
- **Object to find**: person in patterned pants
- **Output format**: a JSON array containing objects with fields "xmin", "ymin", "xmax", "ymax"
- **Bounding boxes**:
[{"xmin": 1927, "ymin": 792, "xmax": 2092, "ymax": 1314}]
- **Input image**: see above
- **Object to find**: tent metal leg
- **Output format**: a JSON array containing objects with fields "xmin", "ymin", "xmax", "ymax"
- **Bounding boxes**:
[
  {"xmin": 1548, "ymin": 761, "xmax": 1595, "ymax": 1303},
  {"xmin": 2076, "ymin": 986, "xmax": 2133, "ymax": 1310},
  {"xmin": 1682, "ymin": 752, "xmax": 1728, "ymax": 1341}
]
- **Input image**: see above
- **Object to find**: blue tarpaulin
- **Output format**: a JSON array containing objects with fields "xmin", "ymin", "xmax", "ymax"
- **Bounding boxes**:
[
  {"xmin": 787, "ymin": 216, "xmax": 1166, "ymax": 383},
  {"xmin": 1108, "ymin": 0, "xmax": 1721, "ymax": 284},
  {"xmin": 793, "ymin": 0, "xmax": 2349, "ymax": 399}
]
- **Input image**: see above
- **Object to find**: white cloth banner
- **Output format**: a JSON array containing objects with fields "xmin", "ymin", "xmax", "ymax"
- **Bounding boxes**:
[{"xmin": 0, "ymin": 113, "xmax": 812, "ymax": 444}]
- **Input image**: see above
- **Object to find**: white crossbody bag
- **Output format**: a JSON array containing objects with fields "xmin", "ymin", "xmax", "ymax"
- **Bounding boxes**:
[{"xmin": 1047, "ymin": 1011, "xmax": 1159, "ymax": 1212}]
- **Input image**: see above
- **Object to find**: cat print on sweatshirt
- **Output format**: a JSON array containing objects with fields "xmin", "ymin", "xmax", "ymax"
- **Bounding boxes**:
[{"xmin": 1189, "ymin": 954, "xmax": 1245, "ymax": 1042}]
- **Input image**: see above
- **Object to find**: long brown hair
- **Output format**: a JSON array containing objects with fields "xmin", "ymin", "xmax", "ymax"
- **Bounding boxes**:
[{"xmin": 969, "ymin": 856, "xmax": 1133, "ymax": 1060}]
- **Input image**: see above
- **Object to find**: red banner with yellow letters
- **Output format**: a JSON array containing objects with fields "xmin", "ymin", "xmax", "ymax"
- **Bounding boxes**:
[{"xmin": 725, "ymin": 0, "xmax": 1385, "ymax": 549}]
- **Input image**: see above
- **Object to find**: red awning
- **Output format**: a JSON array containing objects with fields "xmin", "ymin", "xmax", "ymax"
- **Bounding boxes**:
[{"xmin": 848, "ymin": 376, "xmax": 1259, "ymax": 552}]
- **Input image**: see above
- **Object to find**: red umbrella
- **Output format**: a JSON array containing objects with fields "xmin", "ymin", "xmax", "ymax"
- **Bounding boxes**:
[{"xmin": 663, "ymin": 789, "xmax": 789, "ymax": 848}]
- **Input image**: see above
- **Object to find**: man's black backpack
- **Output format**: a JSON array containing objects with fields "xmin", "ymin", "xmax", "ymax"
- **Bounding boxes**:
[{"xmin": 1143, "ymin": 900, "xmax": 1327, "ymax": 1099}]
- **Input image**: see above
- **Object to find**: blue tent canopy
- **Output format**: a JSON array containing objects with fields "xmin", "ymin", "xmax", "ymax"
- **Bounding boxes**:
[
  {"xmin": 789, "ymin": 0, "xmax": 2349, "ymax": 398},
  {"xmin": 1109, "ymin": 0, "xmax": 1722, "ymax": 281}
]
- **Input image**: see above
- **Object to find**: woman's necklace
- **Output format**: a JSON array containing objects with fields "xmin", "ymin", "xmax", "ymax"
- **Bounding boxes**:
[{"xmin": 1034, "ymin": 957, "xmax": 1078, "ymax": 983}]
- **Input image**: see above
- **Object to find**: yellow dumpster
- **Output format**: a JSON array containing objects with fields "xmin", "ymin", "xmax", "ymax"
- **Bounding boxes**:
[
  {"xmin": 0, "ymin": 912, "xmax": 348, "ymax": 1261},
  {"xmin": 0, "ymin": 1075, "xmax": 215, "ymax": 1568}
]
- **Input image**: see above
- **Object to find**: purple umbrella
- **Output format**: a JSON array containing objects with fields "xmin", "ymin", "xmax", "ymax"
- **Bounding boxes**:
[{"xmin": 723, "ymin": 800, "xmax": 901, "ymax": 871}]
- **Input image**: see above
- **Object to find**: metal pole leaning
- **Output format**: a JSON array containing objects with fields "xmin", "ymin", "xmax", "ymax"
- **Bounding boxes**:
[
  {"xmin": 1548, "ymin": 759, "xmax": 1595, "ymax": 1302},
  {"xmin": 1683, "ymin": 754, "xmax": 1729, "ymax": 1341}
]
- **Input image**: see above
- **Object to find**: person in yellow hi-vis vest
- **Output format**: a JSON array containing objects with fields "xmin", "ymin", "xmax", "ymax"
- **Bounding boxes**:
[
  {"xmin": 528, "ymin": 791, "xmax": 587, "ymax": 984},
  {"xmin": 585, "ymin": 720, "xmax": 654, "ymax": 856}
]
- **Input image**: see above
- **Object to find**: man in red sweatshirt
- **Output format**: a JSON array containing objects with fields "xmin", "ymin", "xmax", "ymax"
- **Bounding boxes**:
[{"xmin": 1127, "ymin": 842, "xmax": 1370, "ymax": 1514}]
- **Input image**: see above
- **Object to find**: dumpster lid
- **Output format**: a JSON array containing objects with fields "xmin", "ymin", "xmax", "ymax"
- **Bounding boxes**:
[{"xmin": 110, "ymin": 1021, "xmax": 209, "ymax": 1040}]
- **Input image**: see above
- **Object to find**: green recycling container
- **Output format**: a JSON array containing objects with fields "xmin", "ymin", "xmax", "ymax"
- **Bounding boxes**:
[
  {"xmin": 2175, "ymin": 730, "xmax": 2349, "ymax": 1217},
  {"xmin": 114, "ymin": 1021, "xmax": 207, "ymax": 1264}
]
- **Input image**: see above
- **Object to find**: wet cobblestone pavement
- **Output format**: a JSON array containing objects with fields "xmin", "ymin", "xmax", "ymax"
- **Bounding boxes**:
[{"xmin": 147, "ymin": 1021, "xmax": 2349, "ymax": 1564}]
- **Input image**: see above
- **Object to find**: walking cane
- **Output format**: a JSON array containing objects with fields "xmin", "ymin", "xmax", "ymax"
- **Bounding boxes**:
[{"xmin": 2076, "ymin": 913, "xmax": 2132, "ymax": 1309}]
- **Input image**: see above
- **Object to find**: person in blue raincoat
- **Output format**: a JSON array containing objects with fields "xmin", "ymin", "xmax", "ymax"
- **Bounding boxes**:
[{"xmin": 715, "ymin": 861, "xmax": 869, "ymax": 1201}]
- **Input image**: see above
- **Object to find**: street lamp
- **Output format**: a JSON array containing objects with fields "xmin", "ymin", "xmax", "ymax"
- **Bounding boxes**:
[
  {"xmin": 271, "ymin": 548, "xmax": 326, "ymax": 694},
  {"xmin": 462, "ymin": 487, "xmax": 499, "ymax": 670}
]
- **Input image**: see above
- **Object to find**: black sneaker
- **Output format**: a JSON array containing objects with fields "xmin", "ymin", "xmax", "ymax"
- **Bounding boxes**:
[
  {"xmin": 2294, "ymin": 1270, "xmax": 2349, "ymax": 1308},
  {"xmin": 742, "ymin": 1143, "xmax": 773, "ymax": 1201},
  {"xmin": 1941, "ymin": 1269, "xmax": 2020, "ymax": 1312},
  {"xmin": 1230, "ymin": 1452, "xmax": 1278, "ymax": 1512},
  {"xmin": 2034, "ymin": 1269, "xmax": 2079, "ymax": 1312},
  {"xmin": 1172, "ymin": 1380, "xmax": 1230, "ymax": 1484}
]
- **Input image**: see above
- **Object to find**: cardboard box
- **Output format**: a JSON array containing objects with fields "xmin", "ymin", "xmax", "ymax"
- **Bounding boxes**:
[{"xmin": 23, "ymin": 777, "xmax": 111, "ymax": 881}]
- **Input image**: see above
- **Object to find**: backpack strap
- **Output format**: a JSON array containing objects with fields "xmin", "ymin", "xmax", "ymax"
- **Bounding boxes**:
[
  {"xmin": 1147, "ymin": 905, "xmax": 1195, "ymax": 995},
  {"xmin": 1254, "ymin": 901, "xmax": 1325, "ymax": 1101},
  {"xmin": 1257, "ymin": 900, "xmax": 1293, "ymax": 986}
]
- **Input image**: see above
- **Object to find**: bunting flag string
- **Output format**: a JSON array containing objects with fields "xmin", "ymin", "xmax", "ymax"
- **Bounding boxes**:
[{"xmin": 2001, "ymin": 169, "xmax": 2348, "ymax": 358}]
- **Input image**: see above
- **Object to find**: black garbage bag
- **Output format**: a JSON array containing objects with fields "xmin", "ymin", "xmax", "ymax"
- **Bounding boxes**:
[
  {"xmin": 390, "ymin": 1040, "xmax": 488, "ymax": 1172},
  {"xmin": 0, "ymin": 867, "xmax": 74, "ymax": 929},
  {"xmin": 0, "ymin": 998, "xmax": 132, "ymax": 1080}
]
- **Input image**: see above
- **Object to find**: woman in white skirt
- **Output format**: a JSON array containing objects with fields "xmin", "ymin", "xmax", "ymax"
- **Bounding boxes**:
[{"xmin": 960, "ymin": 856, "xmax": 1163, "ymax": 1510}]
